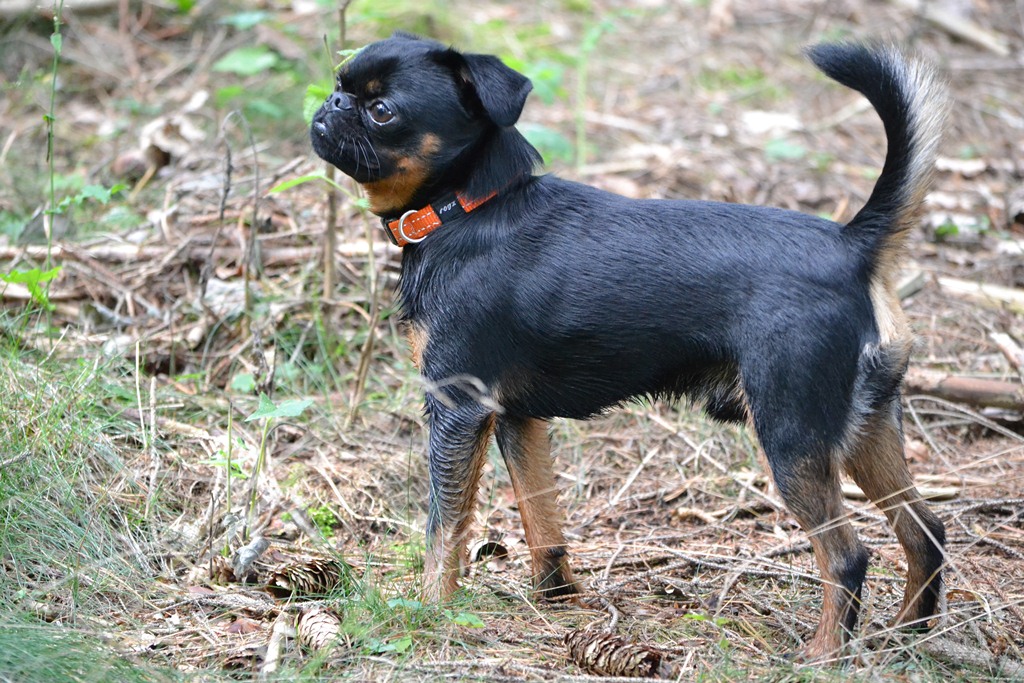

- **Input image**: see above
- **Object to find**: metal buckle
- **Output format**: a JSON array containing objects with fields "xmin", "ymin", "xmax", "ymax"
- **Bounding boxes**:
[{"xmin": 396, "ymin": 209, "xmax": 425, "ymax": 244}]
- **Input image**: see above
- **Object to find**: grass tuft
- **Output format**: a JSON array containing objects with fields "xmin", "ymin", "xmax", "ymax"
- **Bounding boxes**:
[{"xmin": 0, "ymin": 325, "xmax": 164, "ymax": 681}]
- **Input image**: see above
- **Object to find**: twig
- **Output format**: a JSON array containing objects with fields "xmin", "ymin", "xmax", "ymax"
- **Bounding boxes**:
[
  {"xmin": 891, "ymin": 0, "xmax": 1011, "ymax": 56},
  {"xmin": 259, "ymin": 611, "xmax": 294, "ymax": 680},
  {"xmin": 144, "ymin": 375, "xmax": 160, "ymax": 521},
  {"xmin": 905, "ymin": 368, "xmax": 1024, "ymax": 411},
  {"xmin": 990, "ymin": 331, "xmax": 1024, "ymax": 380},
  {"xmin": 610, "ymin": 446, "xmax": 661, "ymax": 506},
  {"xmin": 0, "ymin": 452, "xmax": 30, "ymax": 469},
  {"xmin": 919, "ymin": 635, "xmax": 1024, "ymax": 678}
]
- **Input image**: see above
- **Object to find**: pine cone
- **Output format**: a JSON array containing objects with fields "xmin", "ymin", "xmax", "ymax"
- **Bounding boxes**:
[
  {"xmin": 296, "ymin": 606, "xmax": 341, "ymax": 652},
  {"xmin": 564, "ymin": 629, "xmax": 674, "ymax": 679},
  {"xmin": 266, "ymin": 556, "xmax": 352, "ymax": 599}
]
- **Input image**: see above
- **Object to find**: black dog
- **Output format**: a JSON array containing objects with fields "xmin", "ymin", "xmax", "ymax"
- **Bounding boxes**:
[{"xmin": 311, "ymin": 33, "xmax": 947, "ymax": 660}]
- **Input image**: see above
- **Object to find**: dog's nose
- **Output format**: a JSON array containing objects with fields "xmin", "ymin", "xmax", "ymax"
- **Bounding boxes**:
[{"xmin": 327, "ymin": 92, "xmax": 356, "ymax": 111}]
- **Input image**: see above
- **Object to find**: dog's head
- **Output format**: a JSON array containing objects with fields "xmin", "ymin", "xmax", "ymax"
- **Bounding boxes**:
[{"xmin": 310, "ymin": 33, "xmax": 537, "ymax": 217}]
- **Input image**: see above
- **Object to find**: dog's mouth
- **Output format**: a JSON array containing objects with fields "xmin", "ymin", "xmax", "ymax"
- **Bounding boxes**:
[{"xmin": 310, "ymin": 114, "xmax": 384, "ymax": 183}]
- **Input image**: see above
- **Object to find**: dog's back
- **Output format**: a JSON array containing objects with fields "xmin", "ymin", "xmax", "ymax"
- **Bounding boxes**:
[{"xmin": 311, "ymin": 36, "xmax": 949, "ymax": 662}]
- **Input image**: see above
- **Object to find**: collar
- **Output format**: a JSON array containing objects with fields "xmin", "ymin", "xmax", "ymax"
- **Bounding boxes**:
[{"xmin": 381, "ymin": 190, "xmax": 497, "ymax": 247}]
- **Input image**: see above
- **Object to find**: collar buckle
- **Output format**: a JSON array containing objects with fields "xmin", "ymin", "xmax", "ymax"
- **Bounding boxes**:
[
  {"xmin": 396, "ymin": 210, "xmax": 425, "ymax": 245},
  {"xmin": 380, "ymin": 190, "xmax": 498, "ymax": 247}
]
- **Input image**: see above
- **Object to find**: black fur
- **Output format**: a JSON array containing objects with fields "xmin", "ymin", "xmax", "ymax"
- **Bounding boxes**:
[{"xmin": 310, "ymin": 34, "xmax": 946, "ymax": 659}]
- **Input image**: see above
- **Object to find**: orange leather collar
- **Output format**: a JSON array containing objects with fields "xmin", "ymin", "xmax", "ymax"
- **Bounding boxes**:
[{"xmin": 382, "ymin": 191, "xmax": 497, "ymax": 247}]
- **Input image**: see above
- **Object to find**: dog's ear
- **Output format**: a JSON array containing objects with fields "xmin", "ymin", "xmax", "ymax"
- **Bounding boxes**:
[{"xmin": 458, "ymin": 52, "xmax": 532, "ymax": 127}]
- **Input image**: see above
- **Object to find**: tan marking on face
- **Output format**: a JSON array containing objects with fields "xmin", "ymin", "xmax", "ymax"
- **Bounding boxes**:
[
  {"xmin": 363, "ymin": 155, "xmax": 430, "ymax": 215},
  {"xmin": 362, "ymin": 134, "xmax": 442, "ymax": 215},
  {"xmin": 365, "ymin": 79, "xmax": 383, "ymax": 97},
  {"xmin": 419, "ymin": 133, "xmax": 441, "ymax": 156}
]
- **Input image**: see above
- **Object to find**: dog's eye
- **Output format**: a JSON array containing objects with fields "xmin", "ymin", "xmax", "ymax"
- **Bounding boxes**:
[{"xmin": 368, "ymin": 100, "xmax": 395, "ymax": 125}]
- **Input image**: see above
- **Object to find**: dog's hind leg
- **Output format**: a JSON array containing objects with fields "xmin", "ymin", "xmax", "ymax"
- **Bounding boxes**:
[
  {"xmin": 744, "ymin": 360, "xmax": 869, "ymax": 661},
  {"xmin": 843, "ymin": 403, "xmax": 945, "ymax": 630},
  {"xmin": 422, "ymin": 397, "xmax": 495, "ymax": 601},
  {"xmin": 496, "ymin": 415, "xmax": 579, "ymax": 599},
  {"xmin": 766, "ymin": 444, "xmax": 869, "ymax": 661}
]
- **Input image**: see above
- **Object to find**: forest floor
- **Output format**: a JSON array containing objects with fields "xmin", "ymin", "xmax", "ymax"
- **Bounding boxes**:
[{"xmin": 1, "ymin": 1, "xmax": 1024, "ymax": 681}]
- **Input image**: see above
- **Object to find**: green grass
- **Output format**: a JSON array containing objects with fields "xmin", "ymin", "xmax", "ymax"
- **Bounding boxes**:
[
  {"xmin": 0, "ymin": 318, "xmax": 170, "ymax": 682},
  {"xmin": 0, "ymin": 618, "xmax": 173, "ymax": 683}
]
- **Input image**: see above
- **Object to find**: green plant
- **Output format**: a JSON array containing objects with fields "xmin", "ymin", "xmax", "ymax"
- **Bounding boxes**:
[
  {"xmin": 0, "ymin": 267, "xmax": 61, "ymax": 311},
  {"xmin": 309, "ymin": 505, "xmax": 340, "ymax": 537},
  {"xmin": 43, "ymin": 0, "xmax": 65, "ymax": 273},
  {"xmin": 574, "ymin": 18, "xmax": 618, "ymax": 169},
  {"xmin": 243, "ymin": 393, "xmax": 314, "ymax": 537},
  {"xmin": 0, "ymin": 341, "xmax": 172, "ymax": 681},
  {"xmin": 336, "ymin": 592, "xmax": 487, "ymax": 659}
]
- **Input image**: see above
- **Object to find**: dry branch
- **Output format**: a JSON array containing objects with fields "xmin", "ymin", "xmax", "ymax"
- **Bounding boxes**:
[
  {"xmin": 990, "ymin": 332, "xmax": 1024, "ymax": 375},
  {"xmin": 938, "ymin": 277, "xmax": 1024, "ymax": 315},
  {"xmin": 891, "ymin": 0, "xmax": 1011, "ymax": 56},
  {"xmin": 0, "ymin": 241, "xmax": 386, "ymax": 267},
  {"xmin": 905, "ymin": 368, "xmax": 1024, "ymax": 411},
  {"xmin": 0, "ymin": 0, "xmax": 117, "ymax": 16}
]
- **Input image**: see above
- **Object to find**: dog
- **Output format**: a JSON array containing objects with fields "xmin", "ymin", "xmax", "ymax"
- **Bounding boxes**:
[{"xmin": 310, "ymin": 33, "xmax": 948, "ymax": 661}]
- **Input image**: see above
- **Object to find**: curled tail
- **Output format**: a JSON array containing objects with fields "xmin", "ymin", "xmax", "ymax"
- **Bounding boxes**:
[{"xmin": 806, "ymin": 43, "xmax": 948, "ymax": 274}]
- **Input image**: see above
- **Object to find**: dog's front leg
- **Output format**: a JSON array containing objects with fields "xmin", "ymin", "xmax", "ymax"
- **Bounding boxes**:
[
  {"xmin": 421, "ymin": 396, "xmax": 495, "ymax": 601},
  {"xmin": 495, "ymin": 415, "xmax": 579, "ymax": 600}
]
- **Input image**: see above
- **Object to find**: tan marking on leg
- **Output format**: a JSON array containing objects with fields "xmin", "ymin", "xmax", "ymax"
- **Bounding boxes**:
[
  {"xmin": 422, "ymin": 414, "xmax": 496, "ymax": 601},
  {"xmin": 499, "ymin": 417, "xmax": 578, "ymax": 598},
  {"xmin": 844, "ymin": 412, "xmax": 945, "ymax": 627},
  {"xmin": 406, "ymin": 323, "xmax": 428, "ymax": 370},
  {"xmin": 802, "ymin": 523, "xmax": 863, "ymax": 661},
  {"xmin": 870, "ymin": 277, "xmax": 910, "ymax": 345},
  {"xmin": 775, "ymin": 461, "xmax": 866, "ymax": 662}
]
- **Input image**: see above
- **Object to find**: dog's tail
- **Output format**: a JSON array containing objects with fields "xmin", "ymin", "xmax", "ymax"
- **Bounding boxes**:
[{"xmin": 806, "ymin": 43, "xmax": 947, "ymax": 273}]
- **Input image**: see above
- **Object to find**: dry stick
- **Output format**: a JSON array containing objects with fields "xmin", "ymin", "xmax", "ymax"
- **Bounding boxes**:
[
  {"xmin": 330, "ymin": 1, "xmax": 381, "ymax": 431},
  {"xmin": 0, "ymin": 452, "xmax": 30, "ymax": 469},
  {"xmin": 216, "ymin": 111, "xmax": 261, "ymax": 337},
  {"xmin": 905, "ymin": 368, "xmax": 1024, "ymax": 412},
  {"xmin": 324, "ymin": 168, "xmax": 338, "ymax": 300},
  {"xmin": 990, "ymin": 331, "xmax": 1024, "ymax": 380},
  {"xmin": 609, "ymin": 446, "xmax": 661, "ymax": 506},
  {"xmin": 0, "ymin": 243, "xmax": 336, "ymax": 267},
  {"xmin": 144, "ymin": 375, "xmax": 160, "ymax": 522},
  {"xmin": 938, "ymin": 276, "xmax": 1024, "ymax": 315},
  {"xmin": 891, "ymin": 0, "xmax": 1011, "ymax": 56},
  {"xmin": 259, "ymin": 612, "xmax": 294, "ymax": 681},
  {"xmin": 321, "ymin": 1, "xmax": 353, "ymax": 300}
]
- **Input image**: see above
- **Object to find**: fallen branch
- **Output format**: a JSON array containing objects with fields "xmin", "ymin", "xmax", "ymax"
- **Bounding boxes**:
[
  {"xmin": 891, "ymin": 0, "xmax": 1011, "ymax": 56},
  {"xmin": 938, "ymin": 277, "xmax": 1024, "ymax": 315},
  {"xmin": 905, "ymin": 368, "xmax": 1024, "ymax": 411},
  {"xmin": 990, "ymin": 332, "xmax": 1024, "ymax": 376},
  {"xmin": 920, "ymin": 635, "xmax": 1024, "ymax": 679},
  {"xmin": 0, "ymin": 242, "xmax": 388, "ymax": 270}
]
